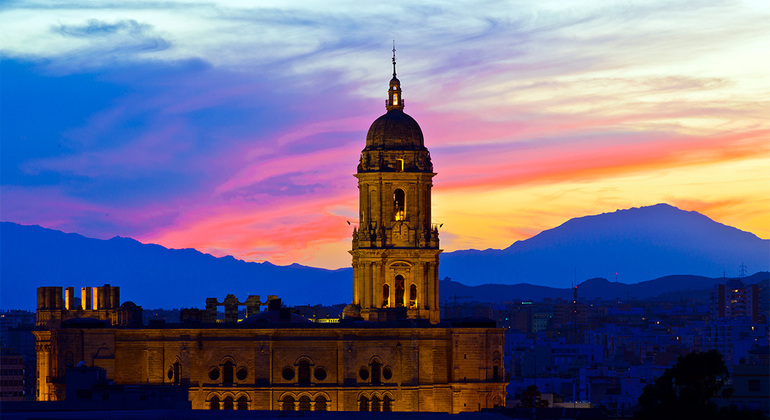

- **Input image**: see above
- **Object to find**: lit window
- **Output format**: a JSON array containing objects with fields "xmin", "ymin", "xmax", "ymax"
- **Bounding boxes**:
[
  {"xmin": 382, "ymin": 284, "xmax": 390, "ymax": 308},
  {"xmin": 393, "ymin": 189, "xmax": 405, "ymax": 221}
]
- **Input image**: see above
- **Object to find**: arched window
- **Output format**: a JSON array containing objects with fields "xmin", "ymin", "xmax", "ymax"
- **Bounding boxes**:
[
  {"xmin": 359, "ymin": 396, "xmax": 369, "ymax": 412},
  {"xmin": 298, "ymin": 395, "xmax": 311, "ymax": 411},
  {"xmin": 298, "ymin": 360, "xmax": 311, "ymax": 384},
  {"xmin": 371, "ymin": 360, "xmax": 382, "ymax": 385},
  {"xmin": 383, "ymin": 395, "xmax": 393, "ymax": 412},
  {"xmin": 394, "ymin": 276, "xmax": 405, "ymax": 307},
  {"xmin": 172, "ymin": 361, "xmax": 181, "ymax": 385},
  {"xmin": 209, "ymin": 396, "xmax": 220, "ymax": 410},
  {"xmin": 223, "ymin": 361, "xmax": 234, "ymax": 385},
  {"xmin": 315, "ymin": 396, "xmax": 327, "ymax": 411},
  {"xmin": 382, "ymin": 284, "xmax": 390, "ymax": 308},
  {"xmin": 393, "ymin": 189, "xmax": 405, "ymax": 221},
  {"xmin": 237, "ymin": 396, "xmax": 248, "ymax": 410},
  {"xmin": 224, "ymin": 395, "xmax": 234, "ymax": 410},
  {"xmin": 282, "ymin": 395, "xmax": 295, "ymax": 411},
  {"xmin": 493, "ymin": 350, "xmax": 502, "ymax": 382},
  {"xmin": 409, "ymin": 284, "xmax": 417, "ymax": 308},
  {"xmin": 371, "ymin": 396, "xmax": 381, "ymax": 412}
]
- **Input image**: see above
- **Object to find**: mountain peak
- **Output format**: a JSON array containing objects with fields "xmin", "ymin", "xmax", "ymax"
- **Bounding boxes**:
[{"xmin": 442, "ymin": 204, "xmax": 769, "ymax": 286}]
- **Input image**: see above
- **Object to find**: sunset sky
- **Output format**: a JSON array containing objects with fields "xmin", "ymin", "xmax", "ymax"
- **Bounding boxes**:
[{"xmin": 2, "ymin": 0, "xmax": 769, "ymax": 269}]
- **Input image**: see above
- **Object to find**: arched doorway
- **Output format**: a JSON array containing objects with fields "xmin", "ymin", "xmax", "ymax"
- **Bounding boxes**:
[
  {"xmin": 298, "ymin": 395, "xmax": 311, "ymax": 411},
  {"xmin": 282, "ymin": 395, "xmax": 295, "ymax": 411},
  {"xmin": 315, "ymin": 396, "xmax": 327, "ymax": 411}
]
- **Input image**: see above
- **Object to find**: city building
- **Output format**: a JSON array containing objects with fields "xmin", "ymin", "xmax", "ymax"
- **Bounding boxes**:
[
  {"xmin": 33, "ymin": 55, "xmax": 506, "ymax": 413},
  {"xmin": 711, "ymin": 279, "xmax": 762, "ymax": 323},
  {"xmin": 0, "ymin": 352, "xmax": 25, "ymax": 401}
]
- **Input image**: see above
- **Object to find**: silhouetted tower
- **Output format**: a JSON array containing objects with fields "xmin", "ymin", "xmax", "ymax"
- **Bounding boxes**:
[
  {"xmin": 570, "ymin": 283, "xmax": 580, "ymax": 344},
  {"xmin": 351, "ymin": 46, "xmax": 441, "ymax": 323},
  {"xmin": 739, "ymin": 262, "xmax": 748, "ymax": 277}
]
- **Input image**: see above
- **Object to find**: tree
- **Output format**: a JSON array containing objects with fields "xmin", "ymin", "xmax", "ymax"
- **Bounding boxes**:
[
  {"xmin": 635, "ymin": 350, "xmax": 766, "ymax": 420},
  {"xmin": 518, "ymin": 385, "xmax": 549, "ymax": 408}
]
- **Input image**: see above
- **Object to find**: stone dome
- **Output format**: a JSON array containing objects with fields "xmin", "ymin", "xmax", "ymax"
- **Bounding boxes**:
[
  {"xmin": 342, "ymin": 303, "xmax": 361, "ymax": 320},
  {"xmin": 364, "ymin": 109, "xmax": 425, "ymax": 151}
]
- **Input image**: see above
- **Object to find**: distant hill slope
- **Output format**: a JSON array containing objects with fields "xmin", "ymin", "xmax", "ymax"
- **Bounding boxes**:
[
  {"xmin": 439, "ymin": 272, "xmax": 769, "ymax": 304},
  {"xmin": 0, "ymin": 222, "xmax": 352, "ymax": 310},
  {"xmin": 440, "ymin": 203, "xmax": 769, "ymax": 286}
]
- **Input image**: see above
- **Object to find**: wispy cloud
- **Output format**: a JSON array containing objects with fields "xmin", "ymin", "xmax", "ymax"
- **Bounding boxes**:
[{"xmin": 1, "ymin": 0, "xmax": 769, "ymax": 268}]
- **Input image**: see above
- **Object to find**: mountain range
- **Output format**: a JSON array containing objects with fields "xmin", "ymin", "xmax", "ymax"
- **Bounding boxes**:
[
  {"xmin": 1, "ymin": 203, "xmax": 767, "ymax": 310},
  {"xmin": 440, "ymin": 203, "xmax": 768, "ymax": 286}
]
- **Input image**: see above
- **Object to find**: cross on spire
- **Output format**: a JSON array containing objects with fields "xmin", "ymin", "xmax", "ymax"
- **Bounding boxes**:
[
  {"xmin": 386, "ymin": 41, "xmax": 404, "ymax": 111},
  {"xmin": 392, "ymin": 40, "xmax": 397, "ymax": 77}
]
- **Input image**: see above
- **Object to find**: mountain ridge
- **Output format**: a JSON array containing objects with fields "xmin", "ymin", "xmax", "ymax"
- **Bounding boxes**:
[
  {"xmin": 2, "ymin": 203, "xmax": 768, "ymax": 309},
  {"xmin": 440, "ymin": 203, "xmax": 768, "ymax": 285}
]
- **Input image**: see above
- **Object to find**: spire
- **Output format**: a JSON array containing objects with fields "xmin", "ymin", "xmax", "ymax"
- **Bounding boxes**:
[
  {"xmin": 387, "ymin": 42, "xmax": 404, "ymax": 111},
  {"xmin": 392, "ymin": 40, "xmax": 397, "ymax": 78}
]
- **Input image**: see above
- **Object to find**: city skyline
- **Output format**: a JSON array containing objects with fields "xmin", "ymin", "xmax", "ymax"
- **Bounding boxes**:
[{"xmin": 2, "ymin": 0, "xmax": 769, "ymax": 269}]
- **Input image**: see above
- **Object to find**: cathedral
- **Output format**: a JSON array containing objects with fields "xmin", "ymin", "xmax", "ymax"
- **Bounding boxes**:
[{"xmin": 34, "ymin": 54, "xmax": 506, "ymax": 413}]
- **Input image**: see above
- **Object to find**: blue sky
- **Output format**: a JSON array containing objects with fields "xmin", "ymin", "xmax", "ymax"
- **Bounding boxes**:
[{"xmin": 2, "ymin": 0, "xmax": 769, "ymax": 268}]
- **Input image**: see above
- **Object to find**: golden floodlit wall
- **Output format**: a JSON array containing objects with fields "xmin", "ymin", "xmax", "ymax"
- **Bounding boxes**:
[{"xmin": 35, "ymin": 323, "xmax": 505, "ymax": 412}]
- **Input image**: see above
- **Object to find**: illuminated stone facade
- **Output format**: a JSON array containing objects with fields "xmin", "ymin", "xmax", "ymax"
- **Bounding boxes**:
[
  {"xmin": 36, "ymin": 285, "xmax": 141, "ymax": 329},
  {"xmin": 34, "ymin": 57, "xmax": 506, "ymax": 412},
  {"xmin": 351, "ymin": 60, "xmax": 440, "ymax": 323},
  {"xmin": 35, "ymin": 317, "xmax": 504, "ymax": 411}
]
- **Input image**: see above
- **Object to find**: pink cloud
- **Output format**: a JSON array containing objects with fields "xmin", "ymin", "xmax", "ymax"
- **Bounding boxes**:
[{"xmin": 434, "ymin": 129, "xmax": 769, "ymax": 191}]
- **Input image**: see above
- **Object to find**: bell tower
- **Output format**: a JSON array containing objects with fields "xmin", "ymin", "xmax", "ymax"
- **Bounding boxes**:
[{"xmin": 350, "ymin": 48, "xmax": 441, "ymax": 323}]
